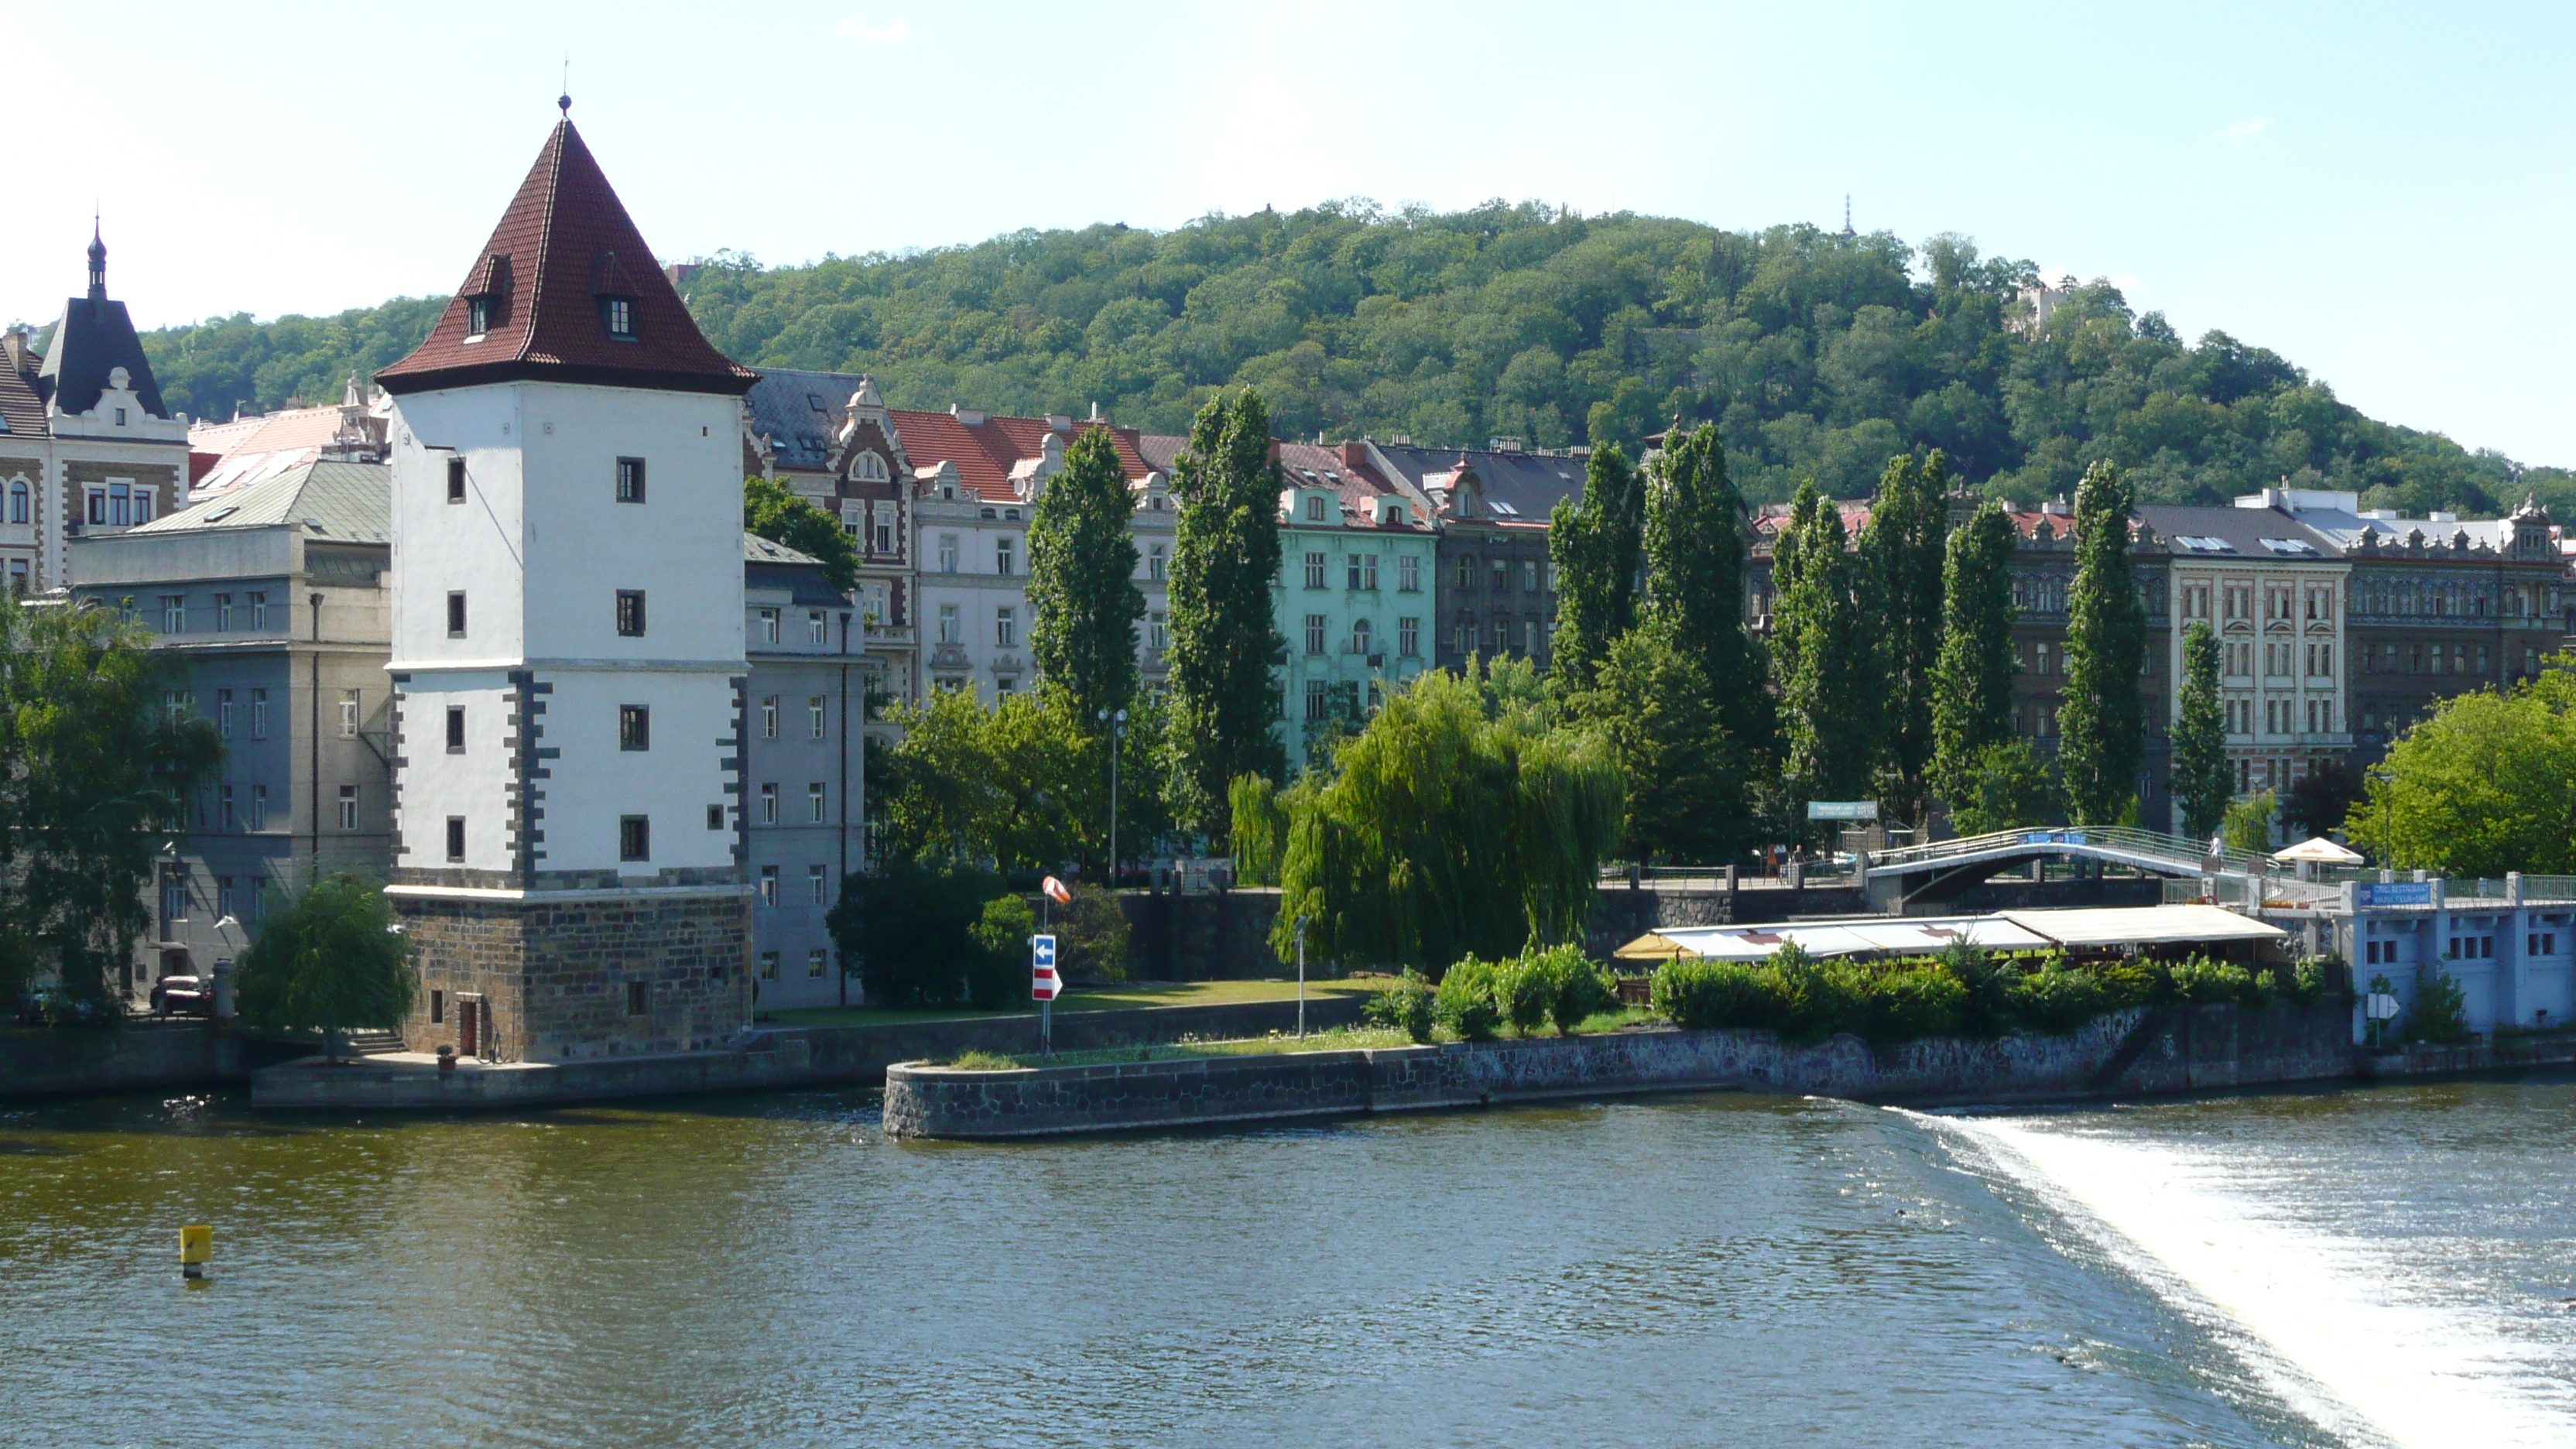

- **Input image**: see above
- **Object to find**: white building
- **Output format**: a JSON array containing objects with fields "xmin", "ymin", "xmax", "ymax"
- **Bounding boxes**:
[{"xmin": 373, "ymin": 113, "xmax": 762, "ymax": 1062}]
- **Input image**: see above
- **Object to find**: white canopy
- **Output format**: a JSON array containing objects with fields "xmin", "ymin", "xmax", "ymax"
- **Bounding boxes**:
[
  {"xmin": 1619, "ymin": 903, "xmax": 2287, "ymax": 962},
  {"xmin": 2273, "ymin": 836, "xmax": 2365, "ymax": 865}
]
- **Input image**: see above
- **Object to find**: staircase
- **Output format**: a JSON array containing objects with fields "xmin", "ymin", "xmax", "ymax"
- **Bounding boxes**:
[{"xmin": 342, "ymin": 1029, "xmax": 408, "ymax": 1057}]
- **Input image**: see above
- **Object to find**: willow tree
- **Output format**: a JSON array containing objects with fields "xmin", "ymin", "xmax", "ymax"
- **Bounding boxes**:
[
  {"xmin": 2170, "ymin": 622, "xmax": 2232, "ymax": 840},
  {"xmin": 1858, "ymin": 451, "xmax": 1951, "ymax": 828},
  {"xmin": 1165, "ymin": 390, "xmax": 1286, "ymax": 841},
  {"xmin": 1929, "ymin": 501, "xmax": 2018, "ymax": 810},
  {"xmin": 235, "ymin": 874, "xmax": 417, "ymax": 1057},
  {"xmin": 1272, "ymin": 665, "xmax": 1623, "ymax": 972},
  {"xmin": 1641, "ymin": 423, "xmax": 1769, "ymax": 752},
  {"xmin": 1026, "ymin": 427, "xmax": 1142, "ymax": 733},
  {"xmin": 1546, "ymin": 443, "xmax": 1643, "ymax": 694},
  {"xmin": 2056, "ymin": 461, "xmax": 2146, "ymax": 824}
]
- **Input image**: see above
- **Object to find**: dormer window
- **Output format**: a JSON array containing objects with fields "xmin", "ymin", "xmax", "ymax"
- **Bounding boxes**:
[
  {"xmin": 461, "ymin": 254, "xmax": 509, "ymax": 341},
  {"xmin": 1305, "ymin": 496, "xmax": 1326, "ymax": 522},
  {"xmin": 601, "ymin": 296, "xmax": 637, "ymax": 340},
  {"xmin": 855, "ymin": 452, "xmax": 889, "ymax": 484},
  {"xmin": 465, "ymin": 296, "xmax": 495, "ymax": 337}
]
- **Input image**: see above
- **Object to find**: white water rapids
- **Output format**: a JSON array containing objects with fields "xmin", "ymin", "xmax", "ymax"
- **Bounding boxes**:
[{"xmin": 1922, "ymin": 1109, "xmax": 2576, "ymax": 1449}]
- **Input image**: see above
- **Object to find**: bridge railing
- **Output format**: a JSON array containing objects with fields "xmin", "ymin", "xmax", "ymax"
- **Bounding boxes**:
[{"xmin": 1865, "ymin": 825, "xmax": 2269, "ymax": 877}]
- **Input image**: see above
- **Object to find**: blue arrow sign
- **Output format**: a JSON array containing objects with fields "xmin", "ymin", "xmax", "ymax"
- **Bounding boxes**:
[{"xmin": 1032, "ymin": 934, "xmax": 1057, "ymax": 970}]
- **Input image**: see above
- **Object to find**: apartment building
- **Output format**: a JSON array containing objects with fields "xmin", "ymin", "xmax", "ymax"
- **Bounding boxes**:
[
  {"xmin": 1359, "ymin": 440, "xmax": 1582, "ymax": 673},
  {"xmin": 1267, "ymin": 441, "xmax": 1439, "ymax": 762}
]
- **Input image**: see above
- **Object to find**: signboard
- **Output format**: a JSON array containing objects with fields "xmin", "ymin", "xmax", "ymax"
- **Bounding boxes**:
[
  {"xmin": 2358, "ymin": 882, "xmax": 2433, "ymax": 908},
  {"xmin": 1806, "ymin": 800, "xmax": 1879, "ymax": 822},
  {"xmin": 2365, "ymin": 992, "xmax": 2402, "ymax": 1022},
  {"xmin": 1030, "ymin": 934, "xmax": 1061, "ymax": 1002}
]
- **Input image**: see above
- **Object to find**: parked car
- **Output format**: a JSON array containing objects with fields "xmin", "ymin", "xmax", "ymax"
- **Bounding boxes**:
[{"xmin": 150, "ymin": 975, "xmax": 214, "ymax": 1017}]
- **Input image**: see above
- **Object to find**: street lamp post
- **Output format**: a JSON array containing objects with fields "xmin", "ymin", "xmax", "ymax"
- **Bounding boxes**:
[{"xmin": 1098, "ymin": 707, "xmax": 1128, "ymax": 884}]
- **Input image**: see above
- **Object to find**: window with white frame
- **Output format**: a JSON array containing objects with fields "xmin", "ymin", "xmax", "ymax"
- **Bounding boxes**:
[
  {"xmin": 760, "ymin": 783, "xmax": 779, "ymax": 824},
  {"xmin": 938, "ymin": 534, "xmax": 959, "ymax": 572},
  {"xmin": 159, "ymin": 594, "xmax": 184, "ymax": 632},
  {"xmin": 809, "ymin": 864, "xmax": 827, "ymax": 904},
  {"xmin": 1352, "ymin": 618, "xmax": 1373, "ymax": 656},
  {"xmin": 938, "ymin": 604, "xmax": 960, "ymax": 644},
  {"xmin": 761, "ymin": 696, "xmax": 779, "ymax": 738},
  {"xmin": 1303, "ymin": 551, "xmax": 1326, "ymax": 589},
  {"xmin": 808, "ymin": 782, "xmax": 826, "ymax": 824},
  {"xmin": 995, "ymin": 537, "xmax": 1015, "ymax": 576},
  {"xmin": 1398, "ymin": 555, "xmax": 1420, "ymax": 592},
  {"xmin": 809, "ymin": 695, "xmax": 827, "ymax": 738},
  {"xmin": 995, "ymin": 606, "xmax": 1016, "ymax": 648},
  {"xmin": 807, "ymin": 610, "xmax": 827, "ymax": 645},
  {"xmin": 1399, "ymin": 616, "xmax": 1419, "ymax": 656},
  {"xmin": 1148, "ymin": 543, "xmax": 1166, "ymax": 581},
  {"xmin": 1303, "ymin": 614, "xmax": 1325, "ymax": 656}
]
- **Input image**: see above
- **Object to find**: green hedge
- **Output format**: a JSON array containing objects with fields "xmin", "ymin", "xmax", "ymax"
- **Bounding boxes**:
[{"xmin": 1649, "ymin": 943, "xmax": 2334, "ymax": 1046}]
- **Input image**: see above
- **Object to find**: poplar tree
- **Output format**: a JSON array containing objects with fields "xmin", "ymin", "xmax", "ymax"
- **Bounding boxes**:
[
  {"xmin": 1641, "ymin": 423, "xmax": 1769, "ymax": 752},
  {"xmin": 1027, "ymin": 427, "xmax": 1143, "ymax": 733},
  {"xmin": 1545, "ymin": 443, "xmax": 1643, "ymax": 693},
  {"xmin": 1773, "ymin": 482, "xmax": 1879, "ymax": 807},
  {"xmin": 1929, "ymin": 500, "xmax": 2019, "ymax": 810},
  {"xmin": 1164, "ymin": 390, "xmax": 1288, "ymax": 841},
  {"xmin": 2170, "ymin": 620, "xmax": 2232, "ymax": 840},
  {"xmin": 2056, "ymin": 461, "xmax": 2146, "ymax": 825},
  {"xmin": 1859, "ymin": 451, "xmax": 1951, "ymax": 829}
]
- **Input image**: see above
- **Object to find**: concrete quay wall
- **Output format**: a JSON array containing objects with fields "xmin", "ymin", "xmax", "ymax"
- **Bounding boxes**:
[
  {"xmin": 882, "ymin": 1002, "xmax": 2358, "ymax": 1139},
  {"xmin": 0, "ymin": 1023, "xmax": 308, "ymax": 1100}
]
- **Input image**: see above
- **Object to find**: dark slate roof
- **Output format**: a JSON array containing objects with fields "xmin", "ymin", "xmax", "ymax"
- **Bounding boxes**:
[
  {"xmin": 378, "ymin": 119, "xmax": 756, "ymax": 398},
  {"xmin": 36, "ymin": 295, "xmax": 167, "ymax": 418},
  {"xmin": 745, "ymin": 367, "xmax": 875, "ymax": 472},
  {"xmin": 1372, "ymin": 443, "xmax": 1587, "ymax": 526},
  {"xmin": 2136, "ymin": 505, "xmax": 2344, "ymax": 560}
]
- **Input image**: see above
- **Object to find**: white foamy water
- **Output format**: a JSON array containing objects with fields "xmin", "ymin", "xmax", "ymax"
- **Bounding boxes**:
[{"xmin": 1926, "ymin": 1111, "xmax": 2576, "ymax": 1449}]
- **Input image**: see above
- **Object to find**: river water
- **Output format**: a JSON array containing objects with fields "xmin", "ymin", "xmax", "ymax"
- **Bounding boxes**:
[{"xmin": 5, "ymin": 1076, "xmax": 2573, "ymax": 1448}]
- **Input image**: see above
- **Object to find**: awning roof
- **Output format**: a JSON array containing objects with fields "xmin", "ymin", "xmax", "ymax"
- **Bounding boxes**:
[
  {"xmin": 2273, "ymin": 836, "xmax": 2365, "ymax": 865},
  {"xmin": 1617, "ymin": 903, "xmax": 2287, "ymax": 962}
]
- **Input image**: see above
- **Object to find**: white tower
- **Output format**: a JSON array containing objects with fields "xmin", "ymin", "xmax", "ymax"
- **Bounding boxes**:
[{"xmin": 375, "ymin": 113, "xmax": 760, "ymax": 1062}]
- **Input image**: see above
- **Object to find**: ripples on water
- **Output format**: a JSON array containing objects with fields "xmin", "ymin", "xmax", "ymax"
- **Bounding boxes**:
[{"xmin": 2, "ymin": 1077, "xmax": 2571, "ymax": 1448}]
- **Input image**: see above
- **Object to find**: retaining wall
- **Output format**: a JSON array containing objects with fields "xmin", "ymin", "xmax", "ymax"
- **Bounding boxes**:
[
  {"xmin": 881, "ymin": 1001, "xmax": 2358, "ymax": 1139},
  {"xmin": 0, "ymin": 1023, "xmax": 307, "ymax": 1099},
  {"xmin": 248, "ymin": 994, "xmax": 1370, "ymax": 1111}
]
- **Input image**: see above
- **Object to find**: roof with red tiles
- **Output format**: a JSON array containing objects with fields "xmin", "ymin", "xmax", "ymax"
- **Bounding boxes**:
[
  {"xmin": 888, "ymin": 407, "xmax": 1150, "ymax": 502},
  {"xmin": 377, "ymin": 119, "xmax": 755, "ymax": 398},
  {"xmin": 1275, "ymin": 441, "xmax": 1436, "ymax": 533}
]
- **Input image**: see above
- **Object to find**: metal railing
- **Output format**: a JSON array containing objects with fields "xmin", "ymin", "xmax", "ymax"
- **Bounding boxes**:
[{"xmin": 1864, "ymin": 824, "xmax": 2270, "ymax": 878}]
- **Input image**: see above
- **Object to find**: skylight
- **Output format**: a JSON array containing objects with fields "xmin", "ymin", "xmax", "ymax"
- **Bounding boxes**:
[
  {"xmin": 1490, "ymin": 501, "xmax": 1521, "ymax": 517},
  {"xmin": 2176, "ymin": 536, "xmax": 2235, "ymax": 553},
  {"xmin": 2259, "ymin": 537, "xmax": 2317, "ymax": 556}
]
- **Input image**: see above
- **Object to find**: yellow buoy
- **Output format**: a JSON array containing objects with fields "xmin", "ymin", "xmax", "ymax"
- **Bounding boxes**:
[{"xmin": 180, "ymin": 1224, "xmax": 212, "ymax": 1279}]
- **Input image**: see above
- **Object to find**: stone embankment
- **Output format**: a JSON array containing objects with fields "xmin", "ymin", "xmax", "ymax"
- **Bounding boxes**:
[
  {"xmin": 882, "ymin": 1002, "xmax": 2359, "ymax": 1139},
  {"xmin": 246, "ymin": 994, "xmax": 1370, "ymax": 1111},
  {"xmin": 0, "ymin": 1021, "xmax": 310, "ymax": 1099}
]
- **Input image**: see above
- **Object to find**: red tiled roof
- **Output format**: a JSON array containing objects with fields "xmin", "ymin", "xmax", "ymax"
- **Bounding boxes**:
[
  {"xmin": 378, "ymin": 120, "xmax": 755, "ymax": 398},
  {"xmin": 1275, "ymin": 441, "xmax": 1435, "ymax": 533},
  {"xmin": 887, "ymin": 408, "xmax": 1149, "ymax": 502}
]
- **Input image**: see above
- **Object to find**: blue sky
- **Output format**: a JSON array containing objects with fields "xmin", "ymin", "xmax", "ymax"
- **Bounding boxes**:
[{"xmin": 5, "ymin": 1, "xmax": 2570, "ymax": 464}]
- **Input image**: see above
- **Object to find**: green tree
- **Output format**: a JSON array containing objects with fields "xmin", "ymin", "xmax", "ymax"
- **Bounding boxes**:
[
  {"xmin": 1165, "ymin": 389, "xmax": 1287, "ymax": 841},
  {"xmin": 1640, "ymin": 424, "xmax": 1770, "ymax": 753},
  {"xmin": 2222, "ymin": 790, "xmax": 2279, "ymax": 855},
  {"xmin": 872, "ymin": 685, "xmax": 1088, "ymax": 871},
  {"xmin": 1946, "ymin": 741, "xmax": 2064, "ymax": 836},
  {"xmin": 1929, "ymin": 500, "xmax": 2019, "ymax": 814},
  {"xmin": 1858, "ymin": 451, "xmax": 1951, "ymax": 828},
  {"xmin": 1226, "ymin": 773, "xmax": 1291, "ymax": 886},
  {"xmin": 2170, "ymin": 620, "xmax": 2232, "ymax": 840},
  {"xmin": 233, "ymin": 874, "xmax": 417, "ymax": 1057},
  {"xmin": 1053, "ymin": 882, "xmax": 1132, "ymax": 983},
  {"xmin": 1273, "ymin": 665, "xmax": 1623, "ymax": 971},
  {"xmin": 829, "ymin": 858, "xmax": 1009, "ymax": 1006},
  {"xmin": 1581, "ymin": 628, "xmax": 1750, "ymax": 862},
  {"xmin": 0, "ymin": 596, "xmax": 223, "ymax": 1007},
  {"xmin": 1026, "ymin": 428, "xmax": 1143, "ymax": 731},
  {"xmin": 1546, "ymin": 442, "xmax": 1643, "ymax": 693},
  {"xmin": 1773, "ymin": 481, "xmax": 1879, "ymax": 811},
  {"xmin": 2345, "ymin": 663, "xmax": 2576, "ymax": 875},
  {"xmin": 743, "ymin": 475, "xmax": 862, "ymax": 594},
  {"xmin": 2055, "ymin": 461, "xmax": 2146, "ymax": 824}
]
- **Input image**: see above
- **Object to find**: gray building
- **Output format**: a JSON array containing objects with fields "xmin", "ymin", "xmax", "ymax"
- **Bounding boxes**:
[
  {"xmin": 70, "ymin": 465, "xmax": 865, "ymax": 1010},
  {"xmin": 66, "ymin": 461, "xmax": 395, "ymax": 998}
]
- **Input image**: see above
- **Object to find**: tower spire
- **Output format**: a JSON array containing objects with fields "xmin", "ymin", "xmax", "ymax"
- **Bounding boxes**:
[
  {"xmin": 86, "ymin": 211, "xmax": 106, "ymax": 300},
  {"xmin": 1839, "ymin": 195, "xmax": 1855, "ymax": 238},
  {"xmin": 559, "ymin": 54, "xmax": 571, "ymax": 117}
]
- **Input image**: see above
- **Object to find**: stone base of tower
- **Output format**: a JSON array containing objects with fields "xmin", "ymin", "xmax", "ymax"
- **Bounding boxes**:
[{"xmin": 391, "ymin": 889, "xmax": 754, "ymax": 1063}]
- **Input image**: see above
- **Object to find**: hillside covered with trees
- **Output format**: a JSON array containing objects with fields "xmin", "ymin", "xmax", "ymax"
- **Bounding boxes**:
[{"xmin": 118, "ymin": 200, "xmax": 2564, "ymax": 515}]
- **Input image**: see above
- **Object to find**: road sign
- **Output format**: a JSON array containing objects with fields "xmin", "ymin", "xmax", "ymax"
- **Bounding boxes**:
[
  {"xmin": 1031, "ymin": 934, "xmax": 1060, "ymax": 1002},
  {"xmin": 1807, "ymin": 800, "xmax": 1879, "ymax": 821},
  {"xmin": 2365, "ymin": 992, "xmax": 2401, "ymax": 1022}
]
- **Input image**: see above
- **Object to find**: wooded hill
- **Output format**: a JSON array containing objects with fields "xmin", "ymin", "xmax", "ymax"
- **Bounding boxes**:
[{"xmin": 119, "ymin": 200, "xmax": 2567, "ymax": 516}]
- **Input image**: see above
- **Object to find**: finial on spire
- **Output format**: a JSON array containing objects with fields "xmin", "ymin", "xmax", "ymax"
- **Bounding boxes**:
[
  {"xmin": 1839, "ymin": 194, "xmax": 1855, "ymax": 238},
  {"xmin": 87, "ymin": 211, "xmax": 107, "ymax": 300},
  {"xmin": 558, "ymin": 53, "xmax": 571, "ymax": 116}
]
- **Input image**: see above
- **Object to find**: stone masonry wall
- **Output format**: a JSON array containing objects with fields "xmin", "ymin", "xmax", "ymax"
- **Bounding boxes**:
[{"xmin": 396, "ymin": 890, "xmax": 753, "ymax": 1062}]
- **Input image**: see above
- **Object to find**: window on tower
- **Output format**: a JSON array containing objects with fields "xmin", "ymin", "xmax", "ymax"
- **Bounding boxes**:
[
  {"xmin": 619, "ymin": 704, "xmax": 649, "ymax": 751},
  {"xmin": 446, "ymin": 707, "xmax": 465, "ymax": 753},
  {"xmin": 446, "ymin": 816, "xmax": 466, "ymax": 862},
  {"xmin": 615, "ymin": 457, "xmax": 646, "ymax": 503},
  {"xmin": 447, "ymin": 591, "xmax": 467, "ymax": 637},
  {"xmin": 447, "ymin": 457, "xmax": 467, "ymax": 504},
  {"xmin": 616, "ymin": 590, "xmax": 646, "ymax": 637},
  {"xmin": 619, "ymin": 815, "xmax": 650, "ymax": 862}
]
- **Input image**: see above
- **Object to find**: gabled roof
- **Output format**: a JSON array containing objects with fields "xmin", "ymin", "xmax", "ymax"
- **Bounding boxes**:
[
  {"xmin": 889, "ymin": 407, "xmax": 1150, "ymax": 502},
  {"xmin": 2136, "ymin": 504, "xmax": 2342, "ymax": 560},
  {"xmin": 132, "ymin": 461, "xmax": 392, "ymax": 543},
  {"xmin": 377, "ymin": 119, "xmax": 755, "ymax": 398},
  {"xmin": 1275, "ymin": 441, "xmax": 1434, "ymax": 533},
  {"xmin": 0, "ymin": 351, "xmax": 45, "ymax": 437}
]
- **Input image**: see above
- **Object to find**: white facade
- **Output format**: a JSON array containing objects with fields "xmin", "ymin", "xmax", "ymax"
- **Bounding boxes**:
[
  {"xmin": 2168, "ymin": 552, "xmax": 2351, "ymax": 803},
  {"xmin": 385, "ymin": 380, "xmax": 744, "ymax": 885}
]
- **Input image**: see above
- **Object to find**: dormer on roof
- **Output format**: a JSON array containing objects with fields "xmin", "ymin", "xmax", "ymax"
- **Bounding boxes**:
[{"xmin": 375, "ymin": 118, "xmax": 755, "ymax": 398}]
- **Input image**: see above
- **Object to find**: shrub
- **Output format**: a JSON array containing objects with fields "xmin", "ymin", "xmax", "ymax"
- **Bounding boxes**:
[
  {"xmin": 2005, "ymin": 960, "xmax": 2105, "ymax": 1034},
  {"xmin": 2287, "ymin": 955, "xmax": 2342, "ymax": 1005},
  {"xmin": 2166, "ymin": 957, "xmax": 2256, "ymax": 1006},
  {"xmin": 2091, "ymin": 960, "xmax": 2162, "ymax": 1009},
  {"xmin": 947, "ymin": 1050, "xmax": 1019, "ymax": 1071},
  {"xmin": 1651, "ymin": 957, "xmax": 1768, "ymax": 1030},
  {"xmin": 1938, "ymin": 942, "xmax": 2016, "ymax": 1038},
  {"xmin": 1749, "ymin": 942, "xmax": 1851, "ymax": 1043},
  {"xmin": 1434, "ymin": 957, "xmax": 1502, "ymax": 1040},
  {"xmin": 964, "ymin": 894, "xmax": 1036, "ymax": 1009},
  {"xmin": 234, "ymin": 873, "xmax": 416, "ymax": 1055},
  {"xmin": 1529, "ymin": 945, "xmax": 1615, "ymax": 1036},
  {"xmin": 830, "ymin": 858, "xmax": 1006, "ymax": 1007},
  {"xmin": 1055, "ymin": 883, "xmax": 1131, "ymax": 983},
  {"xmin": 1841, "ymin": 961, "xmax": 1968, "ymax": 1046},
  {"xmin": 2403, "ymin": 963, "xmax": 2472, "ymax": 1044},
  {"xmin": 1493, "ymin": 955, "xmax": 1553, "ymax": 1034},
  {"xmin": 1365, "ymin": 970, "xmax": 1435, "ymax": 1044}
]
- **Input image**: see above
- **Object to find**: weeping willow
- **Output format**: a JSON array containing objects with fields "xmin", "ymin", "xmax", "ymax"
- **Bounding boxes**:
[
  {"xmin": 1227, "ymin": 773, "xmax": 1291, "ymax": 886},
  {"xmin": 1271, "ymin": 665, "xmax": 1625, "ymax": 972}
]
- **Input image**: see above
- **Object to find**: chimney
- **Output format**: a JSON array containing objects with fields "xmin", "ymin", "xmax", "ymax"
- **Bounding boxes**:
[
  {"xmin": 1046, "ymin": 413, "xmax": 1074, "ymax": 433},
  {"xmin": 0, "ymin": 323, "xmax": 28, "ymax": 375},
  {"xmin": 1339, "ymin": 440, "xmax": 1372, "ymax": 471}
]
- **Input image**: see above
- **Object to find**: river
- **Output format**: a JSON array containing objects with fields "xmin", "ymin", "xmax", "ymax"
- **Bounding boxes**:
[{"xmin": 4, "ymin": 1075, "xmax": 2572, "ymax": 1447}]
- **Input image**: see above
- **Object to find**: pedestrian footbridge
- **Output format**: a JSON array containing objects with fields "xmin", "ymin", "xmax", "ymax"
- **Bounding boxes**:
[{"xmin": 1858, "ymin": 827, "xmax": 2267, "ymax": 910}]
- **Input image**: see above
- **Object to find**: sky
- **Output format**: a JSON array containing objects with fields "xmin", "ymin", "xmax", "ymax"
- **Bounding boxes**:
[{"xmin": 4, "ymin": 0, "xmax": 2571, "ymax": 464}]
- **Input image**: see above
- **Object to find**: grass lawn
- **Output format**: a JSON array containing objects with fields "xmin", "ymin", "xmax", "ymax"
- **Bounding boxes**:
[
  {"xmin": 764, "ymin": 976, "xmax": 1385, "ymax": 1030},
  {"xmin": 944, "ymin": 1024, "xmax": 1417, "ymax": 1070}
]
